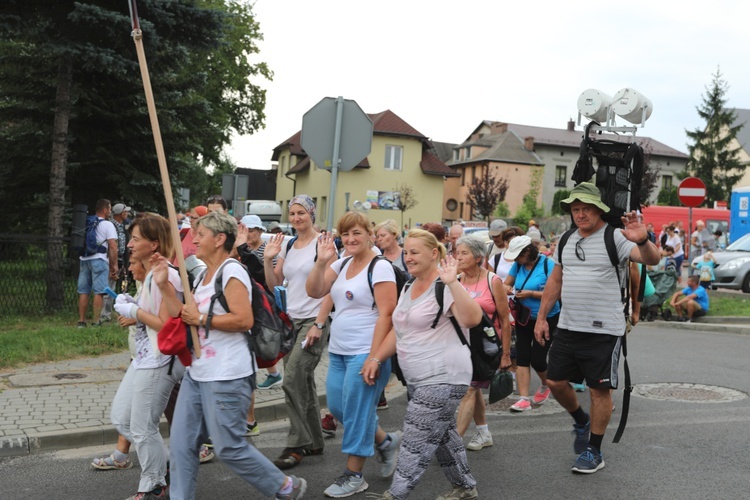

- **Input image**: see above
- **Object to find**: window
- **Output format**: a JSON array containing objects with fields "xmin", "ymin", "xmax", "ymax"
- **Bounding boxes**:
[
  {"xmin": 461, "ymin": 168, "xmax": 466, "ymax": 186},
  {"xmin": 465, "ymin": 147, "xmax": 471, "ymax": 160},
  {"xmin": 385, "ymin": 145, "xmax": 403, "ymax": 171},
  {"xmin": 662, "ymin": 175, "xmax": 673, "ymax": 189},
  {"xmin": 459, "ymin": 202, "xmax": 464, "ymax": 220},
  {"xmin": 555, "ymin": 166, "xmax": 567, "ymax": 187},
  {"xmin": 471, "ymin": 165, "xmax": 476, "ymax": 183},
  {"xmin": 320, "ymin": 196, "xmax": 327, "ymax": 221}
]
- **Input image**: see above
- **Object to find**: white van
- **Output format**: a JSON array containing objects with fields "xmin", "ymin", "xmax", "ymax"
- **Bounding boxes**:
[{"xmin": 244, "ymin": 200, "xmax": 282, "ymax": 223}]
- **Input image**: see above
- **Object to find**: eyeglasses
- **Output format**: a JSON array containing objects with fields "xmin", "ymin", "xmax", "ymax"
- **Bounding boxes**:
[
  {"xmin": 575, "ymin": 238, "xmax": 586, "ymax": 261},
  {"xmin": 206, "ymin": 196, "xmax": 225, "ymax": 204}
]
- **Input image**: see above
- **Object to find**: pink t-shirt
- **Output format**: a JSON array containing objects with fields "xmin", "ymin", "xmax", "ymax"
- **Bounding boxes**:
[
  {"xmin": 392, "ymin": 280, "xmax": 472, "ymax": 388},
  {"xmin": 460, "ymin": 272, "xmax": 501, "ymax": 332}
]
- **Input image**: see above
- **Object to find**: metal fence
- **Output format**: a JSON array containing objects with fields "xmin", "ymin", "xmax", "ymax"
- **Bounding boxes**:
[{"xmin": 0, "ymin": 234, "xmax": 79, "ymax": 316}]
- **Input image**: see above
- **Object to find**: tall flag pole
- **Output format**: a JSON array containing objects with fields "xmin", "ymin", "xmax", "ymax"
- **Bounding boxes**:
[{"xmin": 128, "ymin": 0, "xmax": 201, "ymax": 357}]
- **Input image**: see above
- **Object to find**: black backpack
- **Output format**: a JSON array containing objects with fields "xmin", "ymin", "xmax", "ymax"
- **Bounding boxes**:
[
  {"xmin": 572, "ymin": 122, "xmax": 644, "ymax": 229},
  {"xmin": 406, "ymin": 275, "xmax": 503, "ymax": 382},
  {"xmin": 340, "ymin": 254, "xmax": 409, "ymax": 308},
  {"xmin": 199, "ymin": 259, "xmax": 295, "ymax": 368}
]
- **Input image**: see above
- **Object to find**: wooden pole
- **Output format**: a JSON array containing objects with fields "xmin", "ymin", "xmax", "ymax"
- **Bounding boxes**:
[{"xmin": 130, "ymin": 18, "xmax": 200, "ymax": 357}]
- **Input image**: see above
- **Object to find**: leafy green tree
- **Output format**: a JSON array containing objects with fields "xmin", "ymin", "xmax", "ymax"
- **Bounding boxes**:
[
  {"xmin": 514, "ymin": 168, "xmax": 545, "ymax": 228},
  {"xmin": 394, "ymin": 184, "xmax": 419, "ymax": 230},
  {"xmin": 0, "ymin": 0, "xmax": 271, "ymax": 310},
  {"xmin": 685, "ymin": 69, "xmax": 746, "ymax": 208},
  {"xmin": 657, "ymin": 186, "xmax": 680, "ymax": 206},
  {"xmin": 551, "ymin": 189, "xmax": 571, "ymax": 215}
]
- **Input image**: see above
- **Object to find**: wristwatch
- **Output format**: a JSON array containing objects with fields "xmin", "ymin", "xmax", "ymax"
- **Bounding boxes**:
[{"xmin": 313, "ymin": 322, "xmax": 325, "ymax": 330}]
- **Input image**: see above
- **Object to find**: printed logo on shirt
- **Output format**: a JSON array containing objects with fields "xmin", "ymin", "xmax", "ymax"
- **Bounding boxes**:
[{"xmin": 592, "ymin": 320, "xmax": 603, "ymax": 328}]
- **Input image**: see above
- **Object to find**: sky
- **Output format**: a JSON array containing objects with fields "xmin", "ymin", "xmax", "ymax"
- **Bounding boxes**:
[{"xmin": 225, "ymin": 0, "xmax": 750, "ymax": 171}]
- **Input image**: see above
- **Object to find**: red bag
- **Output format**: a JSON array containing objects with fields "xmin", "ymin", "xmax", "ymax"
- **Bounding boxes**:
[{"xmin": 157, "ymin": 316, "xmax": 193, "ymax": 367}]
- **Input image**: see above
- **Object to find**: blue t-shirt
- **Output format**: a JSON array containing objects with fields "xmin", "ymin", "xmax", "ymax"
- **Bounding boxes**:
[
  {"xmin": 509, "ymin": 254, "xmax": 561, "ymax": 319},
  {"xmin": 681, "ymin": 285, "xmax": 709, "ymax": 311}
]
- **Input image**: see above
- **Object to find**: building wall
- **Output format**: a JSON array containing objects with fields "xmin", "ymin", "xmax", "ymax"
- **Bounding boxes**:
[{"xmin": 274, "ymin": 135, "xmax": 447, "ymax": 228}]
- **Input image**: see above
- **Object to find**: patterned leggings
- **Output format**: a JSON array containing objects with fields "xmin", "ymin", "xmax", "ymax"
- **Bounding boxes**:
[{"xmin": 389, "ymin": 384, "xmax": 476, "ymax": 499}]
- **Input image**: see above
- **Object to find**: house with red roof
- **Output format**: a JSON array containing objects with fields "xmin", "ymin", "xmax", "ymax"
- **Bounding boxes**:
[{"xmin": 273, "ymin": 109, "xmax": 458, "ymax": 227}]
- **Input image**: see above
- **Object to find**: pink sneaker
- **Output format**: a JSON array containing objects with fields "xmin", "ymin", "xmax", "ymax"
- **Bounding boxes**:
[
  {"xmin": 510, "ymin": 398, "xmax": 532, "ymax": 412},
  {"xmin": 532, "ymin": 386, "xmax": 551, "ymax": 405}
]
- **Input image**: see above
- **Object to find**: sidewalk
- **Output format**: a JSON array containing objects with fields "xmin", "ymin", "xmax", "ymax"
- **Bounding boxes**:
[
  {"xmin": 0, "ymin": 317, "xmax": 745, "ymax": 458},
  {"xmin": 0, "ymin": 351, "xmax": 337, "ymax": 458}
]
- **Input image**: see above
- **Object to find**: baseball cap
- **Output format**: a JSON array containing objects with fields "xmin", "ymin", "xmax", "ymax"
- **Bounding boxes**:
[
  {"xmin": 240, "ymin": 214, "xmax": 265, "ymax": 231},
  {"xmin": 503, "ymin": 235, "xmax": 533, "ymax": 261},
  {"xmin": 559, "ymin": 182, "xmax": 610, "ymax": 214},
  {"xmin": 267, "ymin": 221, "xmax": 282, "ymax": 232},
  {"xmin": 528, "ymin": 219, "xmax": 537, "ymax": 226},
  {"xmin": 112, "ymin": 203, "xmax": 131, "ymax": 215},
  {"xmin": 488, "ymin": 219, "xmax": 508, "ymax": 236}
]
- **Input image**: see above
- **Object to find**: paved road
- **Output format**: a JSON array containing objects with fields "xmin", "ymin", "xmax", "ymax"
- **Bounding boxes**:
[{"xmin": 0, "ymin": 322, "xmax": 748, "ymax": 499}]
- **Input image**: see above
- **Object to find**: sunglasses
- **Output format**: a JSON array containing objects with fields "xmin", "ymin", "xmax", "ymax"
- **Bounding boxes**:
[{"xmin": 575, "ymin": 238, "xmax": 586, "ymax": 261}]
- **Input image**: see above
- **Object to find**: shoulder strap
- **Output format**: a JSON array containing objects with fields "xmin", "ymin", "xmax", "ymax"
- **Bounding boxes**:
[
  {"xmin": 205, "ymin": 259, "xmax": 243, "ymax": 335},
  {"xmin": 285, "ymin": 236, "xmax": 298, "ymax": 254},
  {"xmin": 517, "ymin": 258, "xmax": 540, "ymax": 291},
  {"xmin": 493, "ymin": 252, "xmax": 502, "ymax": 271},
  {"xmin": 557, "ymin": 228, "xmax": 577, "ymax": 265},
  {"xmin": 433, "ymin": 279, "xmax": 445, "ymax": 329}
]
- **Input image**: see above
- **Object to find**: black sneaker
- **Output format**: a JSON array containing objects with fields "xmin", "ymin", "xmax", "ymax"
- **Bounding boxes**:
[
  {"xmin": 572, "ymin": 445, "xmax": 605, "ymax": 474},
  {"xmin": 572, "ymin": 419, "xmax": 590, "ymax": 454}
]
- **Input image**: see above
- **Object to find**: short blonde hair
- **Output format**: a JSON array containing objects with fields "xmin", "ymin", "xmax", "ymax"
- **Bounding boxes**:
[
  {"xmin": 374, "ymin": 219, "xmax": 399, "ymax": 238},
  {"xmin": 196, "ymin": 211, "xmax": 237, "ymax": 252},
  {"xmin": 406, "ymin": 228, "xmax": 446, "ymax": 261}
]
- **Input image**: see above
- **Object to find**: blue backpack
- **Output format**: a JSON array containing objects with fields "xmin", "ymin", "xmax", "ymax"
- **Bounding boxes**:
[{"xmin": 79, "ymin": 215, "xmax": 108, "ymax": 257}]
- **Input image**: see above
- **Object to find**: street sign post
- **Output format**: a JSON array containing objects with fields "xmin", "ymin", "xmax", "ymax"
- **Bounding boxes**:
[
  {"xmin": 679, "ymin": 177, "xmax": 707, "ymax": 258},
  {"xmin": 301, "ymin": 97, "xmax": 373, "ymax": 231}
]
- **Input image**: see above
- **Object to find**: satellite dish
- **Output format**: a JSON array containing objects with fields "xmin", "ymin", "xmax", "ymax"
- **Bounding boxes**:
[
  {"xmin": 353, "ymin": 200, "xmax": 363, "ymax": 210},
  {"xmin": 362, "ymin": 201, "xmax": 372, "ymax": 211}
]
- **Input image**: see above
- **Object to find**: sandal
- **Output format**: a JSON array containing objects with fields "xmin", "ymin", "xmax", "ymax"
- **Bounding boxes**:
[
  {"xmin": 199, "ymin": 444, "xmax": 214, "ymax": 464},
  {"xmin": 91, "ymin": 453, "xmax": 133, "ymax": 470},
  {"xmin": 273, "ymin": 450, "xmax": 303, "ymax": 470}
]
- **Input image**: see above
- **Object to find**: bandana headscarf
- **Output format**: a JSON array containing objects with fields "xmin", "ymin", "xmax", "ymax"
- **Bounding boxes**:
[{"xmin": 290, "ymin": 194, "xmax": 316, "ymax": 224}]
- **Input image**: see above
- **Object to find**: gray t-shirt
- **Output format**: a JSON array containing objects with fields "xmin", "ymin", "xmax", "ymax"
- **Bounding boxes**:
[{"xmin": 558, "ymin": 225, "xmax": 635, "ymax": 336}]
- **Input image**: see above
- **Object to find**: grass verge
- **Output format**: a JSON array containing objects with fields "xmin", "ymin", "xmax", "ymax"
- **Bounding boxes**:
[{"xmin": 0, "ymin": 314, "xmax": 128, "ymax": 370}]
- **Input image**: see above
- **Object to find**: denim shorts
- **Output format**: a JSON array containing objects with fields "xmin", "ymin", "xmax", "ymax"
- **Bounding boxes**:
[{"xmin": 77, "ymin": 258, "xmax": 109, "ymax": 295}]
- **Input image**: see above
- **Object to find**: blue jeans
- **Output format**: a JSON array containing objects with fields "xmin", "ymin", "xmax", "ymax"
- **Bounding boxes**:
[
  {"xmin": 326, "ymin": 353, "xmax": 391, "ymax": 457},
  {"xmin": 77, "ymin": 258, "xmax": 109, "ymax": 294},
  {"xmin": 170, "ymin": 372, "xmax": 286, "ymax": 499}
]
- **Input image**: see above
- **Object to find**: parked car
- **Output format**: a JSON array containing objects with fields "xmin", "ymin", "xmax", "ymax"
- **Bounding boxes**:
[{"xmin": 709, "ymin": 234, "xmax": 750, "ymax": 293}]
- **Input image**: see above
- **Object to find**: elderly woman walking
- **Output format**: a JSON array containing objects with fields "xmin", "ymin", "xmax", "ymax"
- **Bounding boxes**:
[
  {"xmin": 363, "ymin": 229, "xmax": 483, "ymax": 500},
  {"xmin": 167, "ymin": 211, "xmax": 307, "ymax": 499}
]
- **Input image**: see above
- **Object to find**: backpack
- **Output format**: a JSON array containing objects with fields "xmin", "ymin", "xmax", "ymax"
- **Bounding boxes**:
[
  {"xmin": 78, "ymin": 215, "xmax": 108, "ymax": 257},
  {"xmin": 199, "ymin": 259, "xmax": 295, "ymax": 369},
  {"xmin": 340, "ymin": 254, "xmax": 409, "ymax": 308},
  {"xmin": 406, "ymin": 274, "xmax": 503, "ymax": 382},
  {"xmin": 571, "ymin": 122, "xmax": 644, "ymax": 229},
  {"xmin": 557, "ymin": 224, "xmax": 645, "ymax": 444}
]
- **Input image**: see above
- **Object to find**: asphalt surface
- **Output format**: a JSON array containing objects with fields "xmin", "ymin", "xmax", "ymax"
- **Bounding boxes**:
[{"xmin": 0, "ymin": 320, "xmax": 748, "ymax": 499}]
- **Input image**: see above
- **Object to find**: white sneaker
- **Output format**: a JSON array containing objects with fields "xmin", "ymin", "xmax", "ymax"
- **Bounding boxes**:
[
  {"xmin": 465, "ymin": 430, "xmax": 493, "ymax": 451},
  {"xmin": 377, "ymin": 431, "xmax": 401, "ymax": 477}
]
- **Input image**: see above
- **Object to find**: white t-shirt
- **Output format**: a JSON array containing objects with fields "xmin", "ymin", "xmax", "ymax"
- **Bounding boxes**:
[
  {"xmin": 80, "ymin": 218, "xmax": 117, "ymax": 262},
  {"xmin": 188, "ymin": 259, "xmax": 256, "ymax": 382},
  {"xmin": 392, "ymin": 281, "xmax": 472, "ymax": 388},
  {"xmin": 329, "ymin": 256, "xmax": 395, "ymax": 355},
  {"xmin": 133, "ymin": 266, "xmax": 184, "ymax": 370},
  {"xmin": 666, "ymin": 234, "xmax": 683, "ymax": 257},
  {"xmin": 280, "ymin": 237, "xmax": 324, "ymax": 319},
  {"xmin": 491, "ymin": 251, "xmax": 515, "ymax": 281}
]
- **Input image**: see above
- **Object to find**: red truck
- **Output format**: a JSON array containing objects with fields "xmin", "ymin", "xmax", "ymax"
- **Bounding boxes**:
[{"xmin": 641, "ymin": 205, "xmax": 730, "ymax": 256}]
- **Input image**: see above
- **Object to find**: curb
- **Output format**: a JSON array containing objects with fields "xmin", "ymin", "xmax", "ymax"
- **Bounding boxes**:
[
  {"xmin": 0, "ymin": 393, "xmax": 329, "ymax": 458},
  {"xmin": 638, "ymin": 321, "xmax": 750, "ymax": 334}
]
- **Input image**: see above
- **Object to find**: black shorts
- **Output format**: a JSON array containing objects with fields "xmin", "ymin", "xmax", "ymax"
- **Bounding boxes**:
[
  {"xmin": 547, "ymin": 328, "xmax": 622, "ymax": 389},
  {"xmin": 693, "ymin": 308, "xmax": 706, "ymax": 318}
]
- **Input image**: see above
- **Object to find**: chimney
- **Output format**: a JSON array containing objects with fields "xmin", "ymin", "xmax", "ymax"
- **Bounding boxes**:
[
  {"xmin": 492, "ymin": 122, "xmax": 508, "ymax": 134},
  {"xmin": 567, "ymin": 118, "xmax": 575, "ymax": 132},
  {"xmin": 524, "ymin": 136, "xmax": 534, "ymax": 151}
]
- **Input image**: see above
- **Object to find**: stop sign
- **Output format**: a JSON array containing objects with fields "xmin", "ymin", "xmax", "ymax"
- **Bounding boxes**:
[{"xmin": 678, "ymin": 177, "xmax": 707, "ymax": 207}]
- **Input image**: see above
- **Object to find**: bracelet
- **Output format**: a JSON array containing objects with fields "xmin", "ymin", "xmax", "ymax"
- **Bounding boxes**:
[
  {"xmin": 369, "ymin": 357, "xmax": 381, "ymax": 366},
  {"xmin": 198, "ymin": 314, "xmax": 204, "ymax": 326},
  {"xmin": 636, "ymin": 237, "xmax": 650, "ymax": 247}
]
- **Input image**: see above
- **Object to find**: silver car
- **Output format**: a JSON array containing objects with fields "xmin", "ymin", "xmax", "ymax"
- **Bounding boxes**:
[{"xmin": 711, "ymin": 234, "xmax": 750, "ymax": 293}]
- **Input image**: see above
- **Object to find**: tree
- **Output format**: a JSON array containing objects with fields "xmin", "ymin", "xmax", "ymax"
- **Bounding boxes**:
[
  {"xmin": 685, "ymin": 69, "xmax": 746, "ymax": 208},
  {"xmin": 551, "ymin": 189, "xmax": 571, "ymax": 215},
  {"xmin": 638, "ymin": 142, "xmax": 660, "ymax": 207},
  {"xmin": 0, "ymin": 0, "xmax": 271, "ymax": 310},
  {"xmin": 465, "ymin": 165, "xmax": 509, "ymax": 222},
  {"xmin": 394, "ymin": 184, "xmax": 418, "ymax": 230},
  {"xmin": 514, "ymin": 168, "xmax": 545, "ymax": 228}
]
